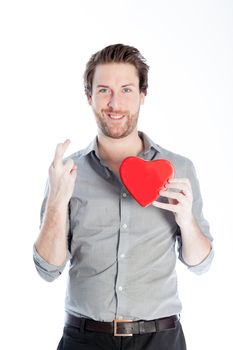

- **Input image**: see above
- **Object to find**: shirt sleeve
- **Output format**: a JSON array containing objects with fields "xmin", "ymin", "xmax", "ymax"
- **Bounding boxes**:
[
  {"xmin": 33, "ymin": 244, "xmax": 69, "ymax": 282},
  {"xmin": 33, "ymin": 188, "xmax": 71, "ymax": 282},
  {"xmin": 177, "ymin": 158, "xmax": 214, "ymax": 274}
]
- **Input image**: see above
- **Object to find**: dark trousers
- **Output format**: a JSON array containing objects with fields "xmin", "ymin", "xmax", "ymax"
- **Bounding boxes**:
[{"xmin": 57, "ymin": 321, "xmax": 187, "ymax": 350}]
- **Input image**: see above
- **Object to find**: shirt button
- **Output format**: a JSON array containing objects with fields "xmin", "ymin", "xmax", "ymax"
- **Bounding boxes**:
[
  {"xmin": 118, "ymin": 315, "xmax": 123, "ymax": 320},
  {"xmin": 118, "ymin": 286, "xmax": 123, "ymax": 292},
  {"xmin": 122, "ymin": 224, "xmax": 127, "ymax": 230},
  {"xmin": 120, "ymin": 254, "xmax": 125, "ymax": 259},
  {"xmin": 122, "ymin": 193, "xmax": 127, "ymax": 198}
]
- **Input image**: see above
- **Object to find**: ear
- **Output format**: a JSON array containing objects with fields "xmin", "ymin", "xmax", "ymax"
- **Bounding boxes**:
[
  {"xmin": 87, "ymin": 94, "xmax": 92, "ymax": 106},
  {"xmin": 140, "ymin": 92, "xmax": 146, "ymax": 105}
]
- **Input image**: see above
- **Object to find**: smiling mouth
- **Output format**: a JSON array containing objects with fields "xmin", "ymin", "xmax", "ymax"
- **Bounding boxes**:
[{"xmin": 108, "ymin": 114, "xmax": 125, "ymax": 120}]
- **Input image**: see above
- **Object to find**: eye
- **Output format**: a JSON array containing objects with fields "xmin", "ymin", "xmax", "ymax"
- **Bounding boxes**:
[
  {"xmin": 122, "ymin": 87, "xmax": 131, "ymax": 93},
  {"xmin": 98, "ymin": 88, "xmax": 110, "ymax": 94}
]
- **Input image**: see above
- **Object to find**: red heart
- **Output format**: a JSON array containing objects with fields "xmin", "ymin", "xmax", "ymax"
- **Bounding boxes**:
[{"xmin": 120, "ymin": 157, "xmax": 174, "ymax": 207}]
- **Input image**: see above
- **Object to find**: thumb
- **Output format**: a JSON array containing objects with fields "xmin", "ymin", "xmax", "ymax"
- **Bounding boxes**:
[{"xmin": 70, "ymin": 165, "xmax": 77, "ymax": 176}]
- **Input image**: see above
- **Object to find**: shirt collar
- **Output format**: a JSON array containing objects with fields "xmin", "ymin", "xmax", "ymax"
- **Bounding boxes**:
[
  {"xmin": 138, "ymin": 131, "xmax": 162, "ymax": 155},
  {"xmin": 81, "ymin": 131, "xmax": 162, "ymax": 158}
]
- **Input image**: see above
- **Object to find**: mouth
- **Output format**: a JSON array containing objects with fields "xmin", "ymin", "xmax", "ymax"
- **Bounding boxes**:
[{"xmin": 107, "ymin": 114, "xmax": 125, "ymax": 120}]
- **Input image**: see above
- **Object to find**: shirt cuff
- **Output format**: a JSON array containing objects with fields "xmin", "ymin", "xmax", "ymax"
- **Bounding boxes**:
[
  {"xmin": 179, "ymin": 246, "xmax": 214, "ymax": 274},
  {"xmin": 33, "ymin": 245, "xmax": 70, "ymax": 281}
]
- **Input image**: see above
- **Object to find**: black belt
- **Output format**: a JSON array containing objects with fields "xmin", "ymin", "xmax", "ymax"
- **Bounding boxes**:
[{"xmin": 66, "ymin": 313, "xmax": 179, "ymax": 336}]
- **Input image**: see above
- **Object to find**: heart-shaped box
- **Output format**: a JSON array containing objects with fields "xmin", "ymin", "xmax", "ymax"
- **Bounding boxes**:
[{"xmin": 120, "ymin": 157, "xmax": 174, "ymax": 207}]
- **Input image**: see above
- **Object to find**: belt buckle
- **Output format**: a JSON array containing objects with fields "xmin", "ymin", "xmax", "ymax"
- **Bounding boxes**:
[{"xmin": 114, "ymin": 319, "xmax": 133, "ymax": 337}]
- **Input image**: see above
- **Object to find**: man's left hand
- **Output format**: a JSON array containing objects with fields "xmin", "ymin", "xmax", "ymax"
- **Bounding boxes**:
[{"xmin": 152, "ymin": 178, "xmax": 194, "ymax": 228}]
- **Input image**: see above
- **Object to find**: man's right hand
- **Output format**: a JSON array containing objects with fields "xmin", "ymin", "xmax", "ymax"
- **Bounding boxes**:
[{"xmin": 48, "ymin": 139, "xmax": 77, "ymax": 207}]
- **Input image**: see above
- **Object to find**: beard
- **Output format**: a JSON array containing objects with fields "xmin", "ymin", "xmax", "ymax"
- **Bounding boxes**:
[{"xmin": 93, "ymin": 107, "xmax": 140, "ymax": 139}]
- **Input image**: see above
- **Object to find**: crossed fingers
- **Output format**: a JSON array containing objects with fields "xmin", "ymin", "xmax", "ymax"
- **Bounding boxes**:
[{"xmin": 52, "ymin": 139, "xmax": 71, "ymax": 168}]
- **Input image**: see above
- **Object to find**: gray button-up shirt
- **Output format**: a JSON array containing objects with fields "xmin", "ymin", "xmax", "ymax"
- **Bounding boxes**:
[{"xmin": 33, "ymin": 132, "xmax": 214, "ymax": 321}]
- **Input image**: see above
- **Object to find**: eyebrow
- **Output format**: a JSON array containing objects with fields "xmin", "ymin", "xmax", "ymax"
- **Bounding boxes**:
[
  {"xmin": 122, "ymin": 84, "xmax": 136, "ymax": 87},
  {"xmin": 96, "ymin": 85, "xmax": 109, "ymax": 88},
  {"xmin": 96, "ymin": 84, "xmax": 136, "ymax": 88}
]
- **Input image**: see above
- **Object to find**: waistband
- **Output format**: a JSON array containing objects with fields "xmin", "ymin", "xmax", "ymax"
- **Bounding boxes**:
[{"xmin": 65, "ymin": 313, "xmax": 179, "ymax": 337}]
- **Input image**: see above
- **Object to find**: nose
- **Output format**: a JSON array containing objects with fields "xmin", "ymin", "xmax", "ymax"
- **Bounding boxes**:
[{"xmin": 107, "ymin": 92, "xmax": 120, "ymax": 111}]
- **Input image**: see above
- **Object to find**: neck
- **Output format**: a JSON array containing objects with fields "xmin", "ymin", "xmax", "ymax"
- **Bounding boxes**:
[{"xmin": 97, "ymin": 129, "xmax": 144, "ymax": 164}]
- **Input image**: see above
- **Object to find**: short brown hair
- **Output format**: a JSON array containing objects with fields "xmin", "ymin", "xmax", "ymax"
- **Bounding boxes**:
[{"xmin": 84, "ymin": 43, "xmax": 149, "ymax": 96}]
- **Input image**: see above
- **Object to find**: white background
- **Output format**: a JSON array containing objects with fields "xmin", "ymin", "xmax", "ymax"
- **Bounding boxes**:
[{"xmin": 0, "ymin": 1, "xmax": 232, "ymax": 349}]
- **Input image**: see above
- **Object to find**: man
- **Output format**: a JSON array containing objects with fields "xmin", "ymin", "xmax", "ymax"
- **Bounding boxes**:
[{"xmin": 33, "ymin": 44, "xmax": 214, "ymax": 350}]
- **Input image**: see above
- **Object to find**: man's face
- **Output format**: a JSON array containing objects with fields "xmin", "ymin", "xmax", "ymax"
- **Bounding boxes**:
[{"xmin": 88, "ymin": 63, "xmax": 145, "ymax": 139}]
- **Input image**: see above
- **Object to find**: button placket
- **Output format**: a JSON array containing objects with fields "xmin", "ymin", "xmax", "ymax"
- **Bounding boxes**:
[{"xmin": 115, "ymin": 188, "xmax": 131, "ymax": 319}]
